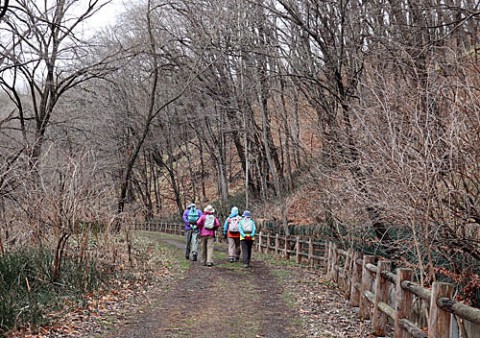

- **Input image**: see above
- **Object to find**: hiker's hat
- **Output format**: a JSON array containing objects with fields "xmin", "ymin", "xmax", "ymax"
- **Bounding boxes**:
[
  {"xmin": 204, "ymin": 205, "xmax": 215, "ymax": 213},
  {"xmin": 242, "ymin": 210, "xmax": 251, "ymax": 217}
]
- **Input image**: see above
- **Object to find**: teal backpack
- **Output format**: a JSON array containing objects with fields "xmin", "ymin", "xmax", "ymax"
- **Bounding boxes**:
[{"xmin": 188, "ymin": 207, "xmax": 199, "ymax": 224}]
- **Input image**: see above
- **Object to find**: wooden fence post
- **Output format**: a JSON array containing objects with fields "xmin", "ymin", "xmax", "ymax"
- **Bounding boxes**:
[
  {"xmin": 295, "ymin": 236, "xmax": 301, "ymax": 263},
  {"xmin": 359, "ymin": 255, "xmax": 376, "ymax": 320},
  {"xmin": 295, "ymin": 236, "xmax": 301, "ymax": 264},
  {"xmin": 284, "ymin": 234, "xmax": 288, "ymax": 259},
  {"xmin": 266, "ymin": 232, "xmax": 271, "ymax": 254},
  {"xmin": 320, "ymin": 241, "xmax": 326, "ymax": 269},
  {"xmin": 325, "ymin": 241, "xmax": 332, "ymax": 275},
  {"xmin": 332, "ymin": 243, "xmax": 339, "ymax": 284},
  {"xmin": 259, "ymin": 232, "xmax": 262, "ymax": 252},
  {"xmin": 258, "ymin": 232, "xmax": 263, "ymax": 253},
  {"xmin": 329, "ymin": 242, "xmax": 337, "ymax": 281},
  {"xmin": 429, "ymin": 282, "xmax": 453, "ymax": 338},
  {"xmin": 344, "ymin": 248, "xmax": 353, "ymax": 297},
  {"xmin": 350, "ymin": 251, "xmax": 362, "ymax": 307},
  {"xmin": 325, "ymin": 242, "xmax": 331, "ymax": 278},
  {"xmin": 275, "ymin": 234, "xmax": 279, "ymax": 256},
  {"xmin": 372, "ymin": 260, "xmax": 391, "ymax": 336},
  {"xmin": 395, "ymin": 268, "xmax": 413, "ymax": 338},
  {"xmin": 308, "ymin": 238, "xmax": 313, "ymax": 268}
]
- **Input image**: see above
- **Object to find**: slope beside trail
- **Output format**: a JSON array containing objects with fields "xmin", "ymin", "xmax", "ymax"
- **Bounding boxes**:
[{"xmin": 110, "ymin": 236, "xmax": 303, "ymax": 338}]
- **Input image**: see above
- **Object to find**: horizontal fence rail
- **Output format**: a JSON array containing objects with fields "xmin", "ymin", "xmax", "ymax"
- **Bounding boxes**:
[
  {"xmin": 134, "ymin": 220, "xmax": 184, "ymax": 236},
  {"xmin": 326, "ymin": 242, "xmax": 480, "ymax": 338},
  {"xmin": 256, "ymin": 232, "xmax": 326, "ymax": 268}
]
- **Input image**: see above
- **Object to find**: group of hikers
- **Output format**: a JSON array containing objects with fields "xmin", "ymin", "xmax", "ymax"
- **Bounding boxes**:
[{"xmin": 182, "ymin": 203, "xmax": 257, "ymax": 268}]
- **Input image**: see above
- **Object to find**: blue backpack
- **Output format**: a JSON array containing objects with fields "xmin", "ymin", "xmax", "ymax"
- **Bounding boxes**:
[{"xmin": 188, "ymin": 207, "xmax": 199, "ymax": 224}]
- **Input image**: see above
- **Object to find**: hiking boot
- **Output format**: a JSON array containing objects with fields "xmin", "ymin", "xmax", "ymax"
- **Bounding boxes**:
[
  {"xmin": 207, "ymin": 262, "xmax": 213, "ymax": 267},
  {"xmin": 185, "ymin": 255, "xmax": 190, "ymax": 260},
  {"xmin": 229, "ymin": 258, "xmax": 235, "ymax": 263},
  {"xmin": 243, "ymin": 264, "xmax": 249, "ymax": 268},
  {"xmin": 192, "ymin": 253, "xmax": 197, "ymax": 261},
  {"xmin": 235, "ymin": 257, "xmax": 240, "ymax": 262}
]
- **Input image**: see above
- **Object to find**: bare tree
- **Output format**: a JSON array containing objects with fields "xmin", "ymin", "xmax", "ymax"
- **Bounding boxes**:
[
  {"xmin": 0, "ymin": 0, "xmax": 116, "ymax": 171},
  {"xmin": 0, "ymin": 0, "xmax": 8, "ymax": 21}
]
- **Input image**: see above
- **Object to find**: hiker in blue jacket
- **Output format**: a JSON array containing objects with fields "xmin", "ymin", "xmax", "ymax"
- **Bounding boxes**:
[
  {"xmin": 223, "ymin": 206, "xmax": 242, "ymax": 262},
  {"xmin": 182, "ymin": 203, "xmax": 202, "ymax": 261},
  {"xmin": 239, "ymin": 210, "xmax": 256, "ymax": 268}
]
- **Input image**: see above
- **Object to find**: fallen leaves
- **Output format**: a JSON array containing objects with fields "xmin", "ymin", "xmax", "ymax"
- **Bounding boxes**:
[
  {"xmin": 276, "ymin": 268, "xmax": 370, "ymax": 338},
  {"xmin": 6, "ymin": 237, "xmax": 177, "ymax": 338}
]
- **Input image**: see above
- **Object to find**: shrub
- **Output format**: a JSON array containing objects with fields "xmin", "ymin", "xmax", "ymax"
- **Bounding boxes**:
[{"xmin": 0, "ymin": 247, "xmax": 104, "ymax": 334}]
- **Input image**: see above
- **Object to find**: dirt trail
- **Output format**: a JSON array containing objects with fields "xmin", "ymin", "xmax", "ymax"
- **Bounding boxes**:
[{"xmin": 111, "ymin": 237, "xmax": 304, "ymax": 338}]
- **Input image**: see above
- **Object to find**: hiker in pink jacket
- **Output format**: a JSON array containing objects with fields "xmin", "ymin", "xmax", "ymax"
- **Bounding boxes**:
[{"xmin": 196, "ymin": 204, "xmax": 220, "ymax": 267}]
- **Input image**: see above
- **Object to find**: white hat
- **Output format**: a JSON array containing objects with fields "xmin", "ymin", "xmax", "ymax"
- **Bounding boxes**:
[{"xmin": 204, "ymin": 205, "xmax": 215, "ymax": 213}]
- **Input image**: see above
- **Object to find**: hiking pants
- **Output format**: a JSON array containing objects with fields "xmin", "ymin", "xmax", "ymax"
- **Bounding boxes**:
[
  {"xmin": 227, "ymin": 237, "xmax": 241, "ymax": 260},
  {"xmin": 241, "ymin": 239, "xmax": 254, "ymax": 265},
  {"xmin": 199, "ymin": 236, "xmax": 215, "ymax": 264},
  {"xmin": 185, "ymin": 229, "xmax": 199, "ymax": 258}
]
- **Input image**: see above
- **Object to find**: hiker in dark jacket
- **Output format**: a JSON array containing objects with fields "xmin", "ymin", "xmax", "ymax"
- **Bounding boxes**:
[{"xmin": 182, "ymin": 203, "xmax": 202, "ymax": 261}]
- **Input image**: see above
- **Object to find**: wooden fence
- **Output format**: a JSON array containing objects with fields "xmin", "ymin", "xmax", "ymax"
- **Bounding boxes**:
[
  {"xmin": 135, "ymin": 222, "xmax": 480, "ymax": 338},
  {"xmin": 256, "ymin": 231, "xmax": 326, "ymax": 268},
  {"xmin": 326, "ymin": 242, "xmax": 480, "ymax": 338},
  {"xmin": 134, "ymin": 220, "xmax": 184, "ymax": 235}
]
